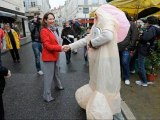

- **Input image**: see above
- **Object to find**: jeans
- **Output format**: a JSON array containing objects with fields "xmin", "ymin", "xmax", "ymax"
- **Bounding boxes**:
[
  {"xmin": 119, "ymin": 50, "xmax": 130, "ymax": 80},
  {"xmin": 137, "ymin": 53, "xmax": 147, "ymax": 84},
  {"xmin": 130, "ymin": 49, "xmax": 138, "ymax": 71},
  {"xmin": 32, "ymin": 42, "xmax": 42, "ymax": 72}
]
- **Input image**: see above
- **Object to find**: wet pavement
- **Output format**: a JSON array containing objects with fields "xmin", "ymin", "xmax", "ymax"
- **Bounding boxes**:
[
  {"xmin": 121, "ymin": 70, "xmax": 160, "ymax": 119},
  {"xmin": 2, "ymin": 42, "xmax": 88, "ymax": 119},
  {"xmin": 1, "ymin": 37, "xmax": 160, "ymax": 119}
]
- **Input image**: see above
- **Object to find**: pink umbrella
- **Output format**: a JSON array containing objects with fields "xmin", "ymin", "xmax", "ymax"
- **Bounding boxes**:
[{"xmin": 101, "ymin": 4, "xmax": 130, "ymax": 43}]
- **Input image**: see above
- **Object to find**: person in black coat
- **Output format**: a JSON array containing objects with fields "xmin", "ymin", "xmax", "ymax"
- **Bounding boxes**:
[
  {"xmin": 0, "ymin": 66, "xmax": 11, "ymax": 120},
  {"xmin": 136, "ymin": 16, "xmax": 160, "ymax": 87},
  {"xmin": 61, "ymin": 21, "xmax": 75, "ymax": 64}
]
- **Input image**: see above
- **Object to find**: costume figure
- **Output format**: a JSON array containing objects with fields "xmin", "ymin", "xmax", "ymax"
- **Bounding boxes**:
[{"xmin": 64, "ymin": 4, "xmax": 130, "ymax": 119}]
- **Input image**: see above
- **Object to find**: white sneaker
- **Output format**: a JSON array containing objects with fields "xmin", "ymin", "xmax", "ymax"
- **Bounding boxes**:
[
  {"xmin": 125, "ymin": 80, "xmax": 130, "ymax": 85},
  {"xmin": 136, "ymin": 80, "xmax": 148, "ymax": 87},
  {"xmin": 130, "ymin": 70, "xmax": 136, "ymax": 74},
  {"xmin": 142, "ymin": 83, "xmax": 148, "ymax": 87},
  {"xmin": 135, "ymin": 80, "xmax": 143, "ymax": 86},
  {"xmin": 37, "ymin": 70, "xmax": 44, "ymax": 75}
]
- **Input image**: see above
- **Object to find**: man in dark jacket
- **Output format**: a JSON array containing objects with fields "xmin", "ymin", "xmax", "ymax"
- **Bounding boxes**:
[
  {"xmin": 136, "ymin": 16, "xmax": 160, "ymax": 87},
  {"xmin": 118, "ymin": 13, "xmax": 138, "ymax": 85},
  {"xmin": 28, "ymin": 14, "xmax": 43, "ymax": 75},
  {"xmin": 0, "ymin": 66, "xmax": 11, "ymax": 120}
]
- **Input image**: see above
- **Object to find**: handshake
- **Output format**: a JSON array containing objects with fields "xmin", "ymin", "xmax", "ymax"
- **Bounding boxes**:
[{"xmin": 62, "ymin": 45, "xmax": 71, "ymax": 52}]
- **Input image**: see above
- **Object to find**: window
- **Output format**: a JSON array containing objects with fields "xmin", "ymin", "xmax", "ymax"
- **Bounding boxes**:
[
  {"xmin": 23, "ymin": 1, "xmax": 25, "ymax": 7},
  {"xmin": 78, "ymin": 7, "xmax": 83, "ymax": 13},
  {"xmin": 92, "ymin": 0, "xmax": 99, "ymax": 5},
  {"xmin": 31, "ymin": 2, "xmax": 35, "ymax": 7},
  {"xmin": 84, "ymin": 0, "xmax": 88, "ymax": 5},
  {"xmin": 79, "ymin": 8, "xmax": 82, "ymax": 10}
]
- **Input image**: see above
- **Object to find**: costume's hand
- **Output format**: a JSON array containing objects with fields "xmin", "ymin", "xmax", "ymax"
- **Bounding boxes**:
[
  {"xmin": 62, "ymin": 45, "xmax": 71, "ymax": 52},
  {"xmin": 5, "ymin": 70, "xmax": 11, "ymax": 79},
  {"xmin": 2, "ymin": 48, "xmax": 6, "ymax": 51}
]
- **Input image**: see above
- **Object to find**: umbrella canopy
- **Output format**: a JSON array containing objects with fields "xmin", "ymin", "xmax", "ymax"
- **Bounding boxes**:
[
  {"xmin": 0, "ymin": 16, "xmax": 15, "ymax": 23},
  {"xmin": 97, "ymin": 4, "xmax": 130, "ymax": 43},
  {"xmin": 110, "ymin": 0, "xmax": 160, "ymax": 18}
]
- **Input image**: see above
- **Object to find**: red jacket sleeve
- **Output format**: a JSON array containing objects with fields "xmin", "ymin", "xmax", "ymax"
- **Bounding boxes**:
[{"xmin": 40, "ymin": 28, "xmax": 62, "ymax": 52}]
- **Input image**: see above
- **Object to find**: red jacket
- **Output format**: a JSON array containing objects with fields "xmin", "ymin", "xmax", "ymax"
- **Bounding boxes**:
[
  {"xmin": 40, "ymin": 28, "xmax": 62, "ymax": 62},
  {"xmin": 0, "ymin": 29, "xmax": 4, "ymax": 49}
]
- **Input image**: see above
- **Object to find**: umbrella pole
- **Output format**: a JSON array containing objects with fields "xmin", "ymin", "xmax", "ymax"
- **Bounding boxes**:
[{"xmin": 135, "ymin": 0, "xmax": 142, "ymax": 25}]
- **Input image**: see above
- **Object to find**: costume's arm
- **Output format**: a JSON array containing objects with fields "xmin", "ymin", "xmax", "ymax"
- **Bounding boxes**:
[
  {"xmin": 90, "ymin": 29, "xmax": 113, "ymax": 48},
  {"xmin": 69, "ymin": 37, "xmax": 87, "ymax": 50}
]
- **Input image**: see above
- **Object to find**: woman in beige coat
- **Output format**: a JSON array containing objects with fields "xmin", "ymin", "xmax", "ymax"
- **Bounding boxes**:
[{"xmin": 63, "ymin": 4, "xmax": 129, "ymax": 120}]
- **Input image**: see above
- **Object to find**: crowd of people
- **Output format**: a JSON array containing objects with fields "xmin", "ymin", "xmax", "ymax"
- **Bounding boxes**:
[
  {"xmin": 0, "ymin": 4, "xmax": 160, "ymax": 119},
  {"xmin": 118, "ymin": 15, "xmax": 160, "ymax": 86}
]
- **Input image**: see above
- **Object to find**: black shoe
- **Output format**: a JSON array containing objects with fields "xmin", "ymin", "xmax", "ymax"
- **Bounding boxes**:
[
  {"xmin": 66, "ymin": 60, "xmax": 71, "ymax": 64},
  {"xmin": 17, "ymin": 60, "xmax": 20, "ymax": 63},
  {"xmin": 55, "ymin": 86, "xmax": 64, "ymax": 90},
  {"xmin": 13, "ymin": 60, "xmax": 17, "ymax": 63}
]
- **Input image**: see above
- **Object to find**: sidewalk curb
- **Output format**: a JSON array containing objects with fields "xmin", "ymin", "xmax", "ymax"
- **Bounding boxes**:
[{"xmin": 121, "ymin": 101, "xmax": 136, "ymax": 120}]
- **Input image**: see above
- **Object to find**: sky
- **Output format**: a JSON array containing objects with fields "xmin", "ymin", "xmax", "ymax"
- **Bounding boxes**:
[{"xmin": 49, "ymin": 0, "xmax": 66, "ymax": 9}]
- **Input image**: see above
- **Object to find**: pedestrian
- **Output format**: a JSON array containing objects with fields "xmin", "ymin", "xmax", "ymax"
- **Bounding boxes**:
[
  {"xmin": 4, "ymin": 23, "xmax": 20, "ymax": 63},
  {"xmin": 81, "ymin": 26, "xmax": 91, "ymax": 65},
  {"xmin": 28, "ymin": 14, "xmax": 43, "ymax": 75},
  {"xmin": 63, "ymin": 4, "xmax": 130, "ymax": 119},
  {"xmin": 118, "ymin": 12, "xmax": 138, "ymax": 85},
  {"xmin": 71, "ymin": 19, "xmax": 81, "ymax": 54},
  {"xmin": 136, "ymin": 16, "xmax": 160, "ymax": 87},
  {"xmin": 0, "ymin": 26, "xmax": 6, "ymax": 66},
  {"xmin": 40, "ymin": 12, "xmax": 64, "ymax": 102},
  {"xmin": 61, "ymin": 21, "xmax": 75, "ymax": 64},
  {"xmin": 12, "ymin": 23, "xmax": 20, "ymax": 39},
  {"xmin": 0, "ymin": 66, "xmax": 11, "ymax": 120}
]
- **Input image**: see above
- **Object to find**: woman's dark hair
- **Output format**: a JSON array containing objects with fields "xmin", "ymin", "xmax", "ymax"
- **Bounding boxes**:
[
  {"xmin": 42, "ymin": 12, "xmax": 55, "ymax": 28},
  {"xmin": 147, "ymin": 16, "xmax": 159, "ymax": 25}
]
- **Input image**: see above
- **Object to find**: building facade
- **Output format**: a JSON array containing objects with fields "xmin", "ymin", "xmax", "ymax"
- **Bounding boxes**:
[
  {"xmin": 0, "ymin": 0, "xmax": 27, "ymax": 36},
  {"xmin": 51, "ymin": 0, "xmax": 107, "ymax": 26},
  {"xmin": 24, "ymin": 0, "xmax": 50, "ymax": 19},
  {"xmin": 23, "ymin": 0, "xmax": 50, "ymax": 35}
]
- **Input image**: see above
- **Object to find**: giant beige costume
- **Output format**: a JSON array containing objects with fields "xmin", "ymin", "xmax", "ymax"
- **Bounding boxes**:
[{"xmin": 69, "ymin": 5, "xmax": 129, "ymax": 119}]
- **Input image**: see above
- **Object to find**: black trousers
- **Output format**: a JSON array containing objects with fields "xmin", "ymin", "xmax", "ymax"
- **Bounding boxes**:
[
  {"xmin": 65, "ymin": 50, "xmax": 71, "ymax": 63},
  {"xmin": 0, "ymin": 94, "xmax": 4, "ymax": 120},
  {"xmin": 9, "ymin": 48, "xmax": 20, "ymax": 61}
]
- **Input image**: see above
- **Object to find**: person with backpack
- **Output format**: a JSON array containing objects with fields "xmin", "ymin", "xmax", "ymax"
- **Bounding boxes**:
[{"xmin": 136, "ymin": 16, "xmax": 160, "ymax": 87}]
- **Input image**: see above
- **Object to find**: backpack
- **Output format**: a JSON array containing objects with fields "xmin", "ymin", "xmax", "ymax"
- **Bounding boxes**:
[{"xmin": 147, "ymin": 25, "xmax": 160, "ymax": 53}]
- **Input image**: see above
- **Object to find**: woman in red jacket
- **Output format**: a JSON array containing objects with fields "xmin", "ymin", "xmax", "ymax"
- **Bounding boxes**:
[{"xmin": 40, "ymin": 12, "xmax": 64, "ymax": 102}]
